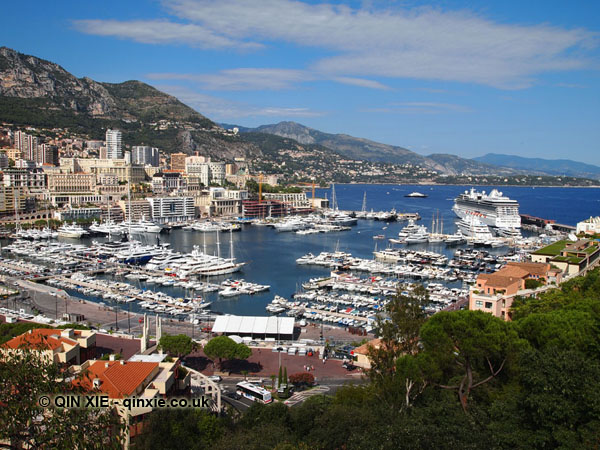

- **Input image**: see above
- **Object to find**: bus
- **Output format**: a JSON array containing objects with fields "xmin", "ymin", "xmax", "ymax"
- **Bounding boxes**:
[{"xmin": 236, "ymin": 381, "xmax": 272, "ymax": 404}]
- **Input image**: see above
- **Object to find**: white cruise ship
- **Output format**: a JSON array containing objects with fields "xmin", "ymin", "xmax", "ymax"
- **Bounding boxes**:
[{"xmin": 452, "ymin": 188, "xmax": 520, "ymax": 230}]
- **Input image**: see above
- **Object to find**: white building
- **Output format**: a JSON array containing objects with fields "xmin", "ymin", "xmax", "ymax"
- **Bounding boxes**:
[
  {"xmin": 105, "ymin": 129, "xmax": 123, "ymax": 159},
  {"xmin": 577, "ymin": 216, "xmax": 600, "ymax": 235},
  {"xmin": 185, "ymin": 156, "xmax": 226, "ymax": 186},
  {"xmin": 132, "ymin": 146, "xmax": 160, "ymax": 167},
  {"xmin": 146, "ymin": 196, "xmax": 195, "ymax": 224}
]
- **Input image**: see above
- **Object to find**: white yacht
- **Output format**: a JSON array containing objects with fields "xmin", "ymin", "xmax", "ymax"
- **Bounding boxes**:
[
  {"xmin": 496, "ymin": 227, "xmax": 522, "ymax": 238},
  {"xmin": 456, "ymin": 216, "xmax": 493, "ymax": 239},
  {"xmin": 57, "ymin": 223, "xmax": 88, "ymax": 238},
  {"xmin": 453, "ymin": 188, "xmax": 521, "ymax": 230},
  {"xmin": 89, "ymin": 220, "xmax": 124, "ymax": 236},
  {"xmin": 138, "ymin": 218, "xmax": 163, "ymax": 234},
  {"xmin": 398, "ymin": 219, "xmax": 423, "ymax": 238},
  {"xmin": 405, "ymin": 192, "xmax": 428, "ymax": 198},
  {"xmin": 192, "ymin": 222, "xmax": 222, "ymax": 233}
]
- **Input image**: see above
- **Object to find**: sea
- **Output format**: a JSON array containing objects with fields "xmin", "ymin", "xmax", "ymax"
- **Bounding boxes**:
[{"xmin": 45, "ymin": 185, "xmax": 600, "ymax": 318}]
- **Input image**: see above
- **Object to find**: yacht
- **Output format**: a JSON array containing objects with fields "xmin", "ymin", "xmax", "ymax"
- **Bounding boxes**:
[
  {"xmin": 456, "ymin": 216, "xmax": 494, "ymax": 240},
  {"xmin": 57, "ymin": 223, "xmax": 88, "ymax": 238},
  {"xmin": 405, "ymin": 230, "xmax": 429, "ymax": 244},
  {"xmin": 89, "ymin": 220, "xmax": 124, "ymax": 236},
  {"xmin": 192, "ymin": 222, "xmax": 222, "ymax": 232},
  {"xmin": 444, "ymin": 232, "xmax": 466, "ymax": 246},
  {"xmin": 453, "ymin": 188, "xmax": 521, "ymax": 230},
  {"xmin": 138, "ymin": 218, "xmax": 164, "ymax": 234},
  {"xmin": 496, "ymin": 227, "xmax": 522, "ymax": 238},
  {"xmin": 405, "ymin": 192, "xmax": 428, "ymax": 198}
]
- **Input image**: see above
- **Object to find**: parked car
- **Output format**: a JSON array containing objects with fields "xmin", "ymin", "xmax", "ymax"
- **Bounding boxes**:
[
  {"xmin": 207, "ymin": 375, "xmax": 222, "ymax": 382},
  {"xmin": 342, "ymin": 362, "xmax": 358, "ymax": 371}
]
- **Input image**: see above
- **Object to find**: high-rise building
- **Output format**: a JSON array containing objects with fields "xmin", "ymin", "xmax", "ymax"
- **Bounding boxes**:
[
  {"xmin": 39, "ymin": 144, "xmax": 59, "ymax": 166},
  {"xmin": 132, "ymin": 146, "xmax": 160, "ymax": 167},
  {"xmin": 170, "ymin": 152, "xmax": 187, "ymax": 172},
  {"xmin": 105, "ymin": 129, "xmax": 123, "ymax": 159}
]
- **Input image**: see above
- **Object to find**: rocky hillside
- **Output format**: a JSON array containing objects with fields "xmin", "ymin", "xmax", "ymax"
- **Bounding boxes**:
[
  {"xmin": 474, "ymin": 153, "xmax": 600, "ymax": 180},
  {"xmin": 427, "ymin": 153, "xmax": 518, "ymax": 176},
  {"xmin": 244, "ymin": 121, "xmax": 515, "ymax": 176},
  {"xmin": 0, "ymin": 47, "xmax": 259, "ymax": 159}
]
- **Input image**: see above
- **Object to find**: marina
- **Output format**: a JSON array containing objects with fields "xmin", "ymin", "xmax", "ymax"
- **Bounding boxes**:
[{"xmin": 1, "ymin": 184, "xmax": 595, "ymax": 332}]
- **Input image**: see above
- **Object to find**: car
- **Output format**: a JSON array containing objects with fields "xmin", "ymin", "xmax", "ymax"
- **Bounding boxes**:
[
  {"xmin": 207, "ymin": 375, "xmax": 222, "ymax": 383},
  {"xmin": 226, "ymin": 391, "xmax": 242, "ymax": 400},
  {"xmin": 342, "ymin": 362, "xmax": 358, "ymax": 371}
]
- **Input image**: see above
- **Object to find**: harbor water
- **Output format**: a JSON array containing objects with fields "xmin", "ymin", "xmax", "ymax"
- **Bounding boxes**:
[{"xmin": 51, "ymin": 184, "xmax": 600, "ymax": 318}]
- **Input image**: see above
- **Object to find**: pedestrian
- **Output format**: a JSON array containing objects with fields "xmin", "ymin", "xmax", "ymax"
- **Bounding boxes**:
[
  {"xmin": 311, "ymin": 365, "xmax": 314, "ymax": 371},
  {"xmin": 323, "ymin": 359, "xmax": 325, "ymax": 364}
]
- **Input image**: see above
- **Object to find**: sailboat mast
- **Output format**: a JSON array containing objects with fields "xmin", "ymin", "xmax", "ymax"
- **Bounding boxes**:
[
  {"xmin": 361, "ymin": 191, "xmax": 367, "ymax": 213},
  {"xmin": 229, "ymin": 228, "xmax": 234, "ymax": 260},
  {"xmin": 127, "ymin": 179, "xmax": 132, "ymax": 238},
  {"xmin": 216, "ymin": 229, "xmax": 221, "ymax": 258}
]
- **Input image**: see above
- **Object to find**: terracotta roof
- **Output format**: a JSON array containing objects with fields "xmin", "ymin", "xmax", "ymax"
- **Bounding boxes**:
[
  {"xmin": 497, "ymin": 266, "xmax": 530, "ymax": 278},
  {"xmin": 77, "ymin": 360, "xmax": 158, "ymax": 398},
  {"xmin": 506, "ymin": 262, "xmax": 550, "ymax": 277},
  {"xmin": 353, "ymin": 338, "xmax": 383, "ymax": 356},
  {"xmin": 2, "ymin": 328, "xmax": 78, "ymax": 351},
  {"xmin": 478, "ymin": 274, "xmax": 524, "ymax": 289}
]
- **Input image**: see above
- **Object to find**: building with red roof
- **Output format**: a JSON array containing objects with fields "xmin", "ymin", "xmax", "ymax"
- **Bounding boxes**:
[{"xmin": 1, "ymin": 328, "xmax": 96, "ymax": 365}]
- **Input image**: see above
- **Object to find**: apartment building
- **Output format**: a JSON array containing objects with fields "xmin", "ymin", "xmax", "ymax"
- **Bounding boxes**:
[
  {"xmin": 146, "ymin": 196, "xmax": 195, "ymax": 223},
  {"xmin": 469, "ymin": 262, "xmax": 561, "ymax": 321}
]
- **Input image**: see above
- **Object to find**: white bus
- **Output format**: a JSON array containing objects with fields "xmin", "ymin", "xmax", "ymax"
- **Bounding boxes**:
[{"xmin": 236, "ymin": 381, "xmax": 272, "ymax": 404}]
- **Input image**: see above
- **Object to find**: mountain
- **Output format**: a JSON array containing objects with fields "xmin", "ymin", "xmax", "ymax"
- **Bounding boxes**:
[
  {"xmin": 236, "ymin": 121, "xmax": 518, "ymax": 176},
  {"xmin": 473, "ymin": 153, "xmax": 600, "ymax": 180},
  {"xmin": 253, "ymin": 121, "xmax": 439, "ymax": 167},
  {"xmin": 0, "ymin": 47, "xmax": 260, "ymax": 159},
  {"xmin": 427, "ymin": 153, "xmax": 518, "ymax": 176}
]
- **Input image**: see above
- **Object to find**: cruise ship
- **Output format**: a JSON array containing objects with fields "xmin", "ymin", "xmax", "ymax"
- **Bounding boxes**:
[{"xmin": 452, "ymin": 188, "xmax": 520, "ymax": 230}]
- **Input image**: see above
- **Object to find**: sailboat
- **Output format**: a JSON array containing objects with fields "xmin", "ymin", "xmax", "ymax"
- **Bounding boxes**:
[
  {"xmin": 428, "ymin": 210, "xmax": 444, "ymax": 243},
  {"xmin": 356, "ymin": 192, "xmax": 368, "ymax": 218}
]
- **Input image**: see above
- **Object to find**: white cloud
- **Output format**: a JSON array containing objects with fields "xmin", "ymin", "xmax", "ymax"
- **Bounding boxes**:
[
  {"xmin": 154, "ymin": 84, "xmax": 325, "ymax": 119},
  {"xmin": 332, "ymin": 77, "xmax": 391, "ymax": 90},
  {"xmin": 72, "ymin": 19, "xmax": 262, "ymax": 50},
  {"xmin": 147, "ymin": 68, "xmax": 310, "ymax": 91},
  {"xmin": 74, "ymin": 0, "xmax": 598, "ymax": 88}
]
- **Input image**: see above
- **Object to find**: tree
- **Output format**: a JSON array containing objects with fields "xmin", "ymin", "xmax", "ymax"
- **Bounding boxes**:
[
  {"xmin": 134, "ymin": 408, "xmax": 225, "ymax": 450},
  {"xmin": 159, "ymin": 334, "xmax": 195, "ymax": 358},
  {"xmin": 420, "ymin": 310, "xmax": 522, "ymax": 412},
  {"xmin": 366, "ymin": 285, "xmax": 429, "ymax": 409},
  {"xmin": 278, "ymin": 366, "xmax": 283, "ymax": 388},
  {"xmin": 283, "ymin": 366, "xmax": 288, "ymax": 386},
  {"xmin": 288, "ymin": 372, "xmax": 315, "ymax": 386},
  {"xmin": 203, "ymin": 336, "xmax": 251, "ymax": 368},
  {"xmin": 0, "ymin": 346, "xmax": 123, "ymax": 449}
]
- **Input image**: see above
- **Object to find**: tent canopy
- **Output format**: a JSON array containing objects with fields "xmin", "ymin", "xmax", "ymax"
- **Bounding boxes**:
[{"xmin": 212, "ymin": 315, "xmax": 294, "ymax": 336}]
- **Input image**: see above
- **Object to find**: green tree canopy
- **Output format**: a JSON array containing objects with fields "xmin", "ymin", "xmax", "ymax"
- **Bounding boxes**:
[
  {"xmin": 159, "ymin": 334, "xmax": 195, "ymax": 358},
  {"xmin": 0, "ymin": 346, "xmax": 123, "ymax": 449},
  {"xmin": 420, "ymin": 310, "xmax": 523, "ymax": 411},
  {"xmin": 203, "ymin": 336, "xmax": 252, "ymax": 367}
]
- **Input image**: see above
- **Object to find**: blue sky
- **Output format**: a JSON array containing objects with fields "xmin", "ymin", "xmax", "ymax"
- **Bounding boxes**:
[{"xmin": 2, "ymin": 0, "xmax": 599, "ymax": 164}]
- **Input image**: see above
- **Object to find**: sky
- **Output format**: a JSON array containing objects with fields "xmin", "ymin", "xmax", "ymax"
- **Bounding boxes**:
[{"xmin": 2, "ymin": 0, "xmax": 599, "ymax": 164}]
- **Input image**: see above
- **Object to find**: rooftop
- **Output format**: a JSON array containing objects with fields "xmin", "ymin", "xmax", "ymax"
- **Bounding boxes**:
[
  {"xmin": 77, "ymin": 360, "xmax": 158, "ymax": 398},
  {"xmin": 531, "ymin": 240, "xmax": 568, "ymax": 256},
  {"xmin": 2, "ymin": 328, "xmax": 80, "ymax": 351}
]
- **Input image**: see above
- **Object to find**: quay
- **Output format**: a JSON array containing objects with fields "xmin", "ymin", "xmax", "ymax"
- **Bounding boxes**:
[
  {"xmin": 303, "ymin": 307, "xmax": 369, "ymax": 324},
  {"xmin": 52, "ymin": 275, "xmax": 196, "ymax": 312}
]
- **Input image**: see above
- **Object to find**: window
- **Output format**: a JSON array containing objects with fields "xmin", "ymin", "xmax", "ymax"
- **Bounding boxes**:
[
  {"xmin": 475, "ymin": 300, "xmax": 483, "ymax": 307},
  {"xmin": 485, "ymin": 302, "xmax": 493, "ymax": 309}
]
